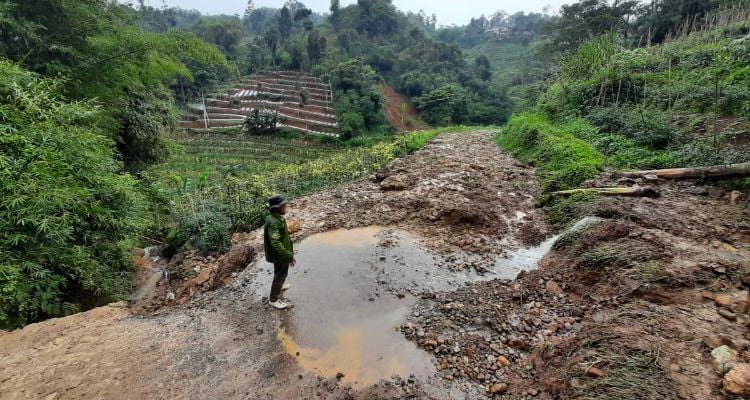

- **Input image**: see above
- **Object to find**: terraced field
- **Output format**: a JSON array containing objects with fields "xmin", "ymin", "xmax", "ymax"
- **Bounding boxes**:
[
  {"xmin": 179, "ymin": 70, "xmax": 339, "ymax": 137},
  {"xmin": 153, "ymin": 131, "xmax": 344, "ymax": 187}
]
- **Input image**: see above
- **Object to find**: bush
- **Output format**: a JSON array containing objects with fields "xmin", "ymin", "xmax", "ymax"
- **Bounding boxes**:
[
  {"xmin": 494, "ymin": 113, "xmax": 605, "ymax": 192},
  {"xmin": 0, "ymin": 61, "xmax": 149, "ymax": 329}
]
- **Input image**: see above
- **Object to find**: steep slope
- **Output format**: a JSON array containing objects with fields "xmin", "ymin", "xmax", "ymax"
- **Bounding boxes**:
[{"xmin": 179, "ymin": 71, "xmax": 340, "ymax": 137}]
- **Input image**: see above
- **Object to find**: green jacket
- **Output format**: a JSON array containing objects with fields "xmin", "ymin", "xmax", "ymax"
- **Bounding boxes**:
[{"xmin": 264, "ymin": 212, "xmax": 294, "ymax": 263}]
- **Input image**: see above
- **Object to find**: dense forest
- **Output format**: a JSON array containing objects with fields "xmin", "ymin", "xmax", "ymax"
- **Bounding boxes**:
[{"xmin": 1, "ymin": 0, "xmax": 748, "ymax": 328}]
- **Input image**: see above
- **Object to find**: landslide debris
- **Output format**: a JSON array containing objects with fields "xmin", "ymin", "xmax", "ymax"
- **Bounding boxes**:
[{"xmin": 402, "ymin": 174, "xmax": 750, "ymax": 399}]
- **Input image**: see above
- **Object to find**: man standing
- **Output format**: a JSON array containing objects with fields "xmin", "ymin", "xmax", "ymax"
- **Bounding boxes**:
[{"xmin": 264, "ymin": 195, "xmax": 295, "ymax": 309}]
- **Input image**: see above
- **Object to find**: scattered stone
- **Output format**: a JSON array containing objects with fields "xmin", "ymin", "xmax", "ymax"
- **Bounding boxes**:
[
  {"xmin": 497, "ymin": 356, "xmax": 511, "ymax": 367},
  {"xmin": 489, "ymin": 383, "xmax": 508, "ymax": 394},
  {"xmin": 544, "ymin": 280, "xmax": 563, "ymax": 295},
  {"xmin": 712, "ymin": 345, "xmax": 738, "ymax": 374},
  {"xmin": 508, "ymin": 338, "xmax": 528, "ymax": 350},
  {"xmin": 380, "ymin": 175, "xmax": 412, "ymax": 191},
  {"xmin": 724, "ymin": 363, "xmax": 750, "ymax": 395},
  {"xmin": 718, "ymin": 308, "xmax": 737, "ymax": 321},
  {"xmin": 730, "ymin": 190, "xmax": 744, "ymax": 205},
  {"xmin": 585, "ymin": 367, "xmax": 606, "ymax": 378}
]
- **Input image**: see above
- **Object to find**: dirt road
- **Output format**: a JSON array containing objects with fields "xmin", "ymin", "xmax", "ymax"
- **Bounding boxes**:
[
  {"xmin": 0, "ymin": 131, "xmax": 550, "ymax": 399},
  {"xmin": 2, "ymin": 130, "xmax": 748, "ymax": 400}
]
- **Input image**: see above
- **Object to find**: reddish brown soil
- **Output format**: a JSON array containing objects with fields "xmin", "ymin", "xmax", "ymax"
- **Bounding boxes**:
[
  {"xmin": 2, "ymin": 131, "xmax": 749, "ymax": 400},
  {"xmin": 382, "ymin": 84, "xmax": 429, "ymax": 132},
  {"xmin": 405, "ymin": 176, "xmax": 750, "ymax": 399}
]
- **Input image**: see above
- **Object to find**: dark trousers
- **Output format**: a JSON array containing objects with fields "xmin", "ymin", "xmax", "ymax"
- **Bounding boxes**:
[{"xmin": 269, "ymin": 262, "xmax": 289, "ymax": 302}]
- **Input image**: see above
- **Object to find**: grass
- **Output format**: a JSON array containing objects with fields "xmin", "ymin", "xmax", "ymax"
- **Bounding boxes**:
[
  {"xmin": 575, "ymin": 350, "xmax": 674, "ymax": 400},
  {"xmin": 151, "ymin": 130, "xmax": 346, "ymax": 189},
  {"xmin": 494, "ymin": 113, "xmax": 604, "ymax": 192}
]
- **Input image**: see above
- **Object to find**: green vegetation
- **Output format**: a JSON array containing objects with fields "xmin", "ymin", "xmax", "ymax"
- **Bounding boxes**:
[
  {"xmin": 0, "ymin": 62, "xmax": 150, "ymax": 329},
  {"xmin": 496, "ymin": 8, "xmax": 750, "ymax": 198},
  {"xmin": 575, "ymin": 350, "xmax": 674, "ymax": 400},
  {"xmin": 494, "ymin": 113, "xmax": 605, "ymax": 192},
  {"xmin": 0, "ymin": 0, "xmax": 232, "ymax": 328},
  {"xmin": 2, "ymin": 0, "xmax": 749, "ymax": 330},
  {"xmin": 159, "ymin": 127, "xmax": 451, "ymax": 255}
]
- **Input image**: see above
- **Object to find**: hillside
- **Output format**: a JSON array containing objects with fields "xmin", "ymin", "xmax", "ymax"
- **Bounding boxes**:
[
  {"xmin": 2, "ymin": 0, "xmax": 750, "ymax": 399},
  {"xmin": 180, "ymin": 71, "xmax": 340, "ymax": 137}
]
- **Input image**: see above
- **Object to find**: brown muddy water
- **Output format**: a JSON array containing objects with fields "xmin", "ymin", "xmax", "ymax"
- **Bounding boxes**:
[{"xmin": 247, "ymin": 226, "xmax": 557, "ymax": 387}]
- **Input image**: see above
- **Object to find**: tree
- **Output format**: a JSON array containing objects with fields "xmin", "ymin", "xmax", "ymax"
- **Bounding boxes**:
[
  {"xmin": 307, "ymin": 29, "xmax": 327, "ymax": 65},
  {"xmin": 115, "ymin": 85, "xmax": 179, "ymax": 173},
  {"xmin": 264, "ymin": 29, "xmax": 280, "ymax": 63},
  {"xmin": 192, "ymin": 17, "xmax": 243, "ymax": 56},
  {"xmin": 279, "ymin": 6, "xmax": 292, "ymax": 39},
  {"xmin": 474, "ymin": 55, "xmax": 492, "ymax": 81},
  {"xmin": 243, "ymin": 0, "xmax": 255, "ymax": 18},
  {"xmin": 0, "ymin": 61, "xmax": 149, "ymax": 329},
  {"xmin": 294, "ymin": 8, "xmax": 312, "ymax": 23},
  {"xmin": 330, "ymin": 0, "xmax": 341, "ymax": 29},
  {"xmin": 356, "ymin": 0, "xmax": 399, "ymax": 36},
  {"xmin": 416, "ymin": 84, "xmax": 470, "ymax": 125}
]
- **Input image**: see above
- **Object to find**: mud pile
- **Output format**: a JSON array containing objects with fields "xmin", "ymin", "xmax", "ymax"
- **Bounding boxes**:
[
  {"xmin": 290, "ymin": 131, "xmax": 551, "ymax": 260},
  {"xmin": 403, "ymin": 175, "xmax": 750, "ymax": 399}
]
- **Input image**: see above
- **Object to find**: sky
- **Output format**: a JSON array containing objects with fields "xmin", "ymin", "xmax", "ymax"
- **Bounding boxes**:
[{"xmin": 136, "ymin": 0, "xmax": 571, "ymax": 27}]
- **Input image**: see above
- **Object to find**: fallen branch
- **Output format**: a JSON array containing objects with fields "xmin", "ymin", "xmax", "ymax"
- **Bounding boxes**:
[
  {"xmin": 620, "ymin": 162, "xmax": 750, "ymax": 179},
  {"xmin": 551, "ymin": 187, "xmax": 660, "ymax": 198}
]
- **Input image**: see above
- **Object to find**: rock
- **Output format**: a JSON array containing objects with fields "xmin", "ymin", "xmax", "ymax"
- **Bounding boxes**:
[
  {"xmin": 718, "ymin": 308, "xmax": 737, "ymax": 321},
  {"xmin": 380, "ymin": 175, "xmax": 412, "ymax": 191},
  {"xmin": 508, "ymin": 338, "xmax": 528, "ymax": 350},
  {"xmin": 712, "ymin": 345, "xmax": 738, "ymax": 374},
  {"xmin": 214, "ymin": 243, "xmax": 256, "ymax": 287},
  {"xmin": 669, "ymin": 364, "xmax": 681, "ymax": 373},
  {"xmin": 730, "ymin": 190, "xmax": 744, "ymax": 205},
  {"xmin": 714, "ymin": 291, "xmax": 747, "ymax": 312},
  {"xmin": 724, "ymin": 363, "xmax": 750, "ymax": 395},
  {"xmin": 287, "ymin": 217, "xmax": 303, "ymax": 234},
  {"xmin": 43, "ymin": 394, "xmax": 59, "ymax": 400},
  {"xmin": 545, "ymin": 280, "xmax": 563, "ymax": 295},
  {"xmin": 585, "ymin": 367, "xmax": 606, "ymax": 378},
  {"xmin": 336, "ymin": 372, "xmax": 345, "ymax": 380},
  {"xmin": 497, "ymin": 356, "xmax": 511, "ymax": 367},
  {"xmin": 193, "ymin": 268, "xmax": 212, "ymax": 286},
  {"xmin": 489, "ymin": 383, "xmax": 508, "ymax": 394},
  {"xmin": 708, "ymin": 187, "xmax": 726, "ymax": 200}
]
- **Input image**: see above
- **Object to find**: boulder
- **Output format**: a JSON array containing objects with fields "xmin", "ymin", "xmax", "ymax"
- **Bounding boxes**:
[
  {"xmin": 380, "ymin": 174, "xmax": 412, "ymax": 191},
  {"xmin": 545, "ymin": 280, "xmax": 563, "ymax": 295},
  {"xmin": 489, "ymin": 383, "xmax": 508, "ymax": 394},
  {"xmin": 724, "ymin": 363, "xmax": 750, "ymax": 395},
  {"xmin": 714, "ymin": 291, "xmax": 748, "ymax": 312},
  {"xmin": 213, "ymin": 243, "xmax": 256, "ymax": 288},
  {"xmin": 585, "ymin": 367, "xmax": 606, "ymax": 378},
  {"xmin": 287, "ymin": 217, "xmax": 303, "ymax": 234},
  {"xmin": 711, "ymin": 345, "xmax": 738, "ymax": 374}
]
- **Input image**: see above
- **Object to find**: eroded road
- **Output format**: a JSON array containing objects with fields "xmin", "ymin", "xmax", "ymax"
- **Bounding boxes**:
[
  {"xmin": 4, "ymin": 130, "xmax": 746, "ymax": 399},
  {"xmin": 1, "ymin": 131, "xmax": 552, "ymax": 399}
]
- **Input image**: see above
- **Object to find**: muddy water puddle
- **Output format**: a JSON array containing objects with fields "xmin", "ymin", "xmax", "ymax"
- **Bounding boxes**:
[{"xmin": 247, "ymin": 226, "xmax": 557, "ymax": 386}]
